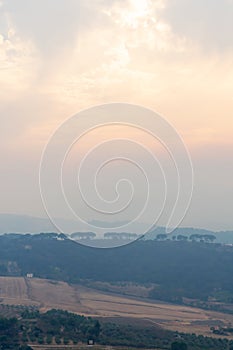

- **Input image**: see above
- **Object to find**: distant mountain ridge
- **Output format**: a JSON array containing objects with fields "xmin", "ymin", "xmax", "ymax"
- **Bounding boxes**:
[
  {"xmin": 0, "ymin": 213, "xmax": 84, "ymax": 234},
  {"xmin": 0, "ymin": 213, "xmax": 233, "ymax": 244},
  {"xmin": 0, "ymin": 214, "xmax": 56, "ymax": 233}
]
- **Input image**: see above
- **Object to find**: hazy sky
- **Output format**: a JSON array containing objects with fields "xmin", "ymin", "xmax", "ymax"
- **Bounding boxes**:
[{"xmin": 0, "ymin": 0, "xmax": 233, "ymax": 231}]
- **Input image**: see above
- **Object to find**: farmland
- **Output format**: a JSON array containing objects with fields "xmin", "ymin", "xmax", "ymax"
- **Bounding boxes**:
[{"xmin": 1, "ymin": 276, "xmax": 233, "ymax": 339}]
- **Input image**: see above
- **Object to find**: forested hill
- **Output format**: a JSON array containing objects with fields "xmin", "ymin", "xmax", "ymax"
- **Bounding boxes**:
[{"xmin": 1, "ymin": 233, "xmax": 233, "ymax": 304}]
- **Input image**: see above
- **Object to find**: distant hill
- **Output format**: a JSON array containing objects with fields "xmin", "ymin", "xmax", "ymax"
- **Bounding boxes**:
[
  {"xmin": 0, "ymin": 214, "xmax": 87, "ymax": 234},
  {"xmin": 0, "ymin": 213, "xmax": 233, "ymax": 244},
  {"xmin": 0, "ymin": 214, "xmax": 56, "ymax": 233}
]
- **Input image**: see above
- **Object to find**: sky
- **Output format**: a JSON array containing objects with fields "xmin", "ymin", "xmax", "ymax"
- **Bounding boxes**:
[{"xmin": 0, "ymin": 0, "xmax": 233, "ymax": 232}]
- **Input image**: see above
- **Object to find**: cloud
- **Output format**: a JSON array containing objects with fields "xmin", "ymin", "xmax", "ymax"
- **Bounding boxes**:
[
  {"xmin": 35, "ymin": 0, "xmax": 191, "ymax": 105},
  {"xmin": 0, "ymin": 0, "xmax": 232, "ymax": 228},
  {"xmin": 2, "ymin": 0, "xmax": 80, "ymax": 56},
  {"xmin": 162, "ymin": 0, "xmax": 233, "ymax": 52},
  {"xmin": 0, "ymin": 26, "xmax": 37, "ymax": 98}
]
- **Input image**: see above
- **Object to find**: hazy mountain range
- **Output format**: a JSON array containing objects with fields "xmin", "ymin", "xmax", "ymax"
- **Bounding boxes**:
[
  {"xmin": 0, "ymin": 213, "xmax": 72, "ymax": 234},
  {"xmin": 0, "ymin": 213, "xmax": 233, "ymax": 244}
]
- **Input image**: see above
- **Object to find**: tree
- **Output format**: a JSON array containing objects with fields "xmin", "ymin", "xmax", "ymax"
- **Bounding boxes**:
[
  {"xmin": 156, "ymin": 234, "xmax": 168, "ymax": 241},
  {"xmin": 171, "ymin": 341, "xmax": 188, "ymax": 350},
  {"xmin": 70, "ymin": 232, "xmax": 96, "ymax": 240},
  {"xmin": 190, "ymin": 234, "xmax": 201, "ymax": 241},
  {"xmin": 203, "ymin": 234, "xmax": 216, "ymax": 243},
  {"xmin": 177, "ymin": 235, "xmax": 188, "ymax": 241}
]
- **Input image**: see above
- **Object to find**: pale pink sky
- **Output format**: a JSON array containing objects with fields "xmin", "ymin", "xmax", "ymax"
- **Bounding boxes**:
[{"xmin": 0, "ymin": 0, "xmax": 233, "ymax": 230}]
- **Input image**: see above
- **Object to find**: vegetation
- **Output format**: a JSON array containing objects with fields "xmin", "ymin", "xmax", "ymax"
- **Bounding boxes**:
[
  {"xmin": 0, "ymin": 307, "xmax": 232, "ymax": 349},
  {"xmin": 171, "ymin": 342, "xmax": 188, "ymax": 350},
  {"xmin": 70, "ymin": 232, "xmax": 96, "ymax": 240},
  {"xmin": 104, "ymin": 232, "xmax": 138, "ymax": 239},
  {"xmin": 0, "ymin": 309, "xmax": 99, "ymax": 349},
  {"xmin": 156, "ymin": 233, "xmax": 216, "ymax": 243},
  {"xmin": 1, "ymin": 233, "xmax": 233, "ymax": 307}
]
